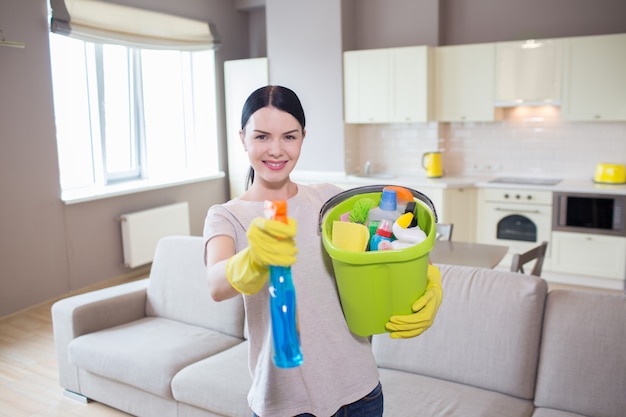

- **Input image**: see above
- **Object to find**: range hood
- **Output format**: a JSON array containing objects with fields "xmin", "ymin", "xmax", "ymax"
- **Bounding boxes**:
[
  {"xmin": 494, "ymin": 39, "xmax": 562, "ymax": 107},
  {"xmin": 494, "ymin": 99, "xmax": 560, "ymax": 108}
]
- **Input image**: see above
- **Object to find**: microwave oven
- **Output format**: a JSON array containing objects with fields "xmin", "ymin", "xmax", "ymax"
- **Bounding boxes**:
[{"xmin": 553, "ymin": 192, "xmax": 626, "ymax": 236}]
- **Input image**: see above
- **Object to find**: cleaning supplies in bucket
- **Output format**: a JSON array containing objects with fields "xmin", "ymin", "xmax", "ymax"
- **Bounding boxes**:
[
  {"xmin": 331, "ymin": 186, "xmax": 427, "ymax": 254},
  {"xmin": 369, "ymin": 219, "xmax": 394, "ymax": 251},
  {"xmin": 331, "ymin": 221, "xmax": 370, "ymax": 252},
  {"xmin": 319, "ymin": 185, "xmax": 438, "ymax": 336},
  {"xmin": 366, "ymin": 188, "xmax": 402, "ymax": 226},
  {"xmin": 391, "ymin": 212, "xmax": 427, "ymax": 250}
]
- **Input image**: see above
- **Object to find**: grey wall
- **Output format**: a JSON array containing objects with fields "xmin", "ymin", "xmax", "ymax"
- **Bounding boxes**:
[
  {"xmin": 0, "ymin": 0, "xmax": 67, "ymax": 316},
  {"xmin": 345, "ymin": 0, "xmax": 626, "ymax": 48},
  {"xmin": 441, "ymin": 0, "xmax": 626, "ymax": 45},
  {"xmin": 0, "ymin": 0, "xmax": 249, "ymax": 317},
  {"xmin": 350, "ymin": 0, "xmax": 442, "ymax": 48}
]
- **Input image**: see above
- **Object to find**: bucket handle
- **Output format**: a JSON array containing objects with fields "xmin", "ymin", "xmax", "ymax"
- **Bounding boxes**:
[{"xmin": 318, "ymin": 185, "xmax": 438, "ymax": 234}]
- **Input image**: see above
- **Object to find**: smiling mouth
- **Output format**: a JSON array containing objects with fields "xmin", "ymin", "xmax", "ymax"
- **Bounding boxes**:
[{"xmin": 264, "ymin": 161, "xmax": 287, "ymax": 170}]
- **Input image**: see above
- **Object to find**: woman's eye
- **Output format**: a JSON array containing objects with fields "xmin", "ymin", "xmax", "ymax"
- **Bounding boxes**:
[
  {"xmin": 285, "ymin": 135, "xmax": 296, "ymax": 140},
  {"xmin": 255, "ymin": 134, "xmax": 267, "ymax": 140}
]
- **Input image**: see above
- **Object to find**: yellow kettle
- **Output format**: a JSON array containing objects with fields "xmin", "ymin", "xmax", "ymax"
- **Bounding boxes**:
[
  {"xmin": 594, "ymin": 163, "xmax": 626, "ymax": 184},
  {"xmin": 422, "ymin": 151, "xmax": 443, "ymax": 178}
]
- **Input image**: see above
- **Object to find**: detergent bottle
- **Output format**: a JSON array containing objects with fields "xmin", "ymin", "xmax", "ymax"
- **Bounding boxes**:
[
  {"xmin": 265, "ymin": 200, "xmax": 303, "ymax": 368},
  {"xmin": 369, "ymin": 219, "xmax": 394, "ymax": 251},
  {"xmin": 366, "ymin": 189, "xmax": 402, "ymax": 227},
  {"xmin": 391, "ymin": 212, "xmax": 427, "ymax": 250}
]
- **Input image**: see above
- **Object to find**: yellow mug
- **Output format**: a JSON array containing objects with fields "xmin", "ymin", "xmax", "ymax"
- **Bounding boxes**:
[{"xmin": 422, "ymin": 152, "xmax": 443, "ymax": 178}]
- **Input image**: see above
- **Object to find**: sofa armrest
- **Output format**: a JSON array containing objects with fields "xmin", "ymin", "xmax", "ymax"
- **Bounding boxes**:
[{"xmin": 51, "ymin": 278, "xmax": 149, "ymax": 393}]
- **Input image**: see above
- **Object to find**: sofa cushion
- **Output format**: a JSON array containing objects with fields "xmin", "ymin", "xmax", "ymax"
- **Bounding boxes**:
[
  {"xmin": 373, "ymin": 264, "xmax": 548, "ymax": 400},
  {"xmin": 534, "ymin": 290, "xmax": 626, "ymax": 417},
  {"xmin": 172, "ymin": 341, "xmax": 252, "ymax": 417},
  {"xmin": 68, "ymin": 317, "xmax": 243, "ymax": 399},
  {"xmin": 379, "ymin": 368, "xmax": 534, "ymax": 417},
  {"xmin": 146, "ymin": 236, "xmax": 245, "ymax": 338}
]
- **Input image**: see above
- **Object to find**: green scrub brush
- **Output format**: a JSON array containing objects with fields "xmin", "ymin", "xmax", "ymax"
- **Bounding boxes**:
[{"xmin": 349, "ymin": 197, "xmax": 377, "ymax": 224}]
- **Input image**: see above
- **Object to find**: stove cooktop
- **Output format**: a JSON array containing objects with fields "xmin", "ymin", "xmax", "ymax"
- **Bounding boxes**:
[{"xmin": 489, "ymin": 177, "xmax": 562, "ymax": 186}]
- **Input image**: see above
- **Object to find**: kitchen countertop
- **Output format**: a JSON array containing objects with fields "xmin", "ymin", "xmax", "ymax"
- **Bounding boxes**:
[
  {"xmin": 475, "ymin": 177, "xmax": 626, "ymax": 195},
  {"xmin": 291, "ymin": 170, "xmax": 626, "ymax": 195},
  {"xmin": 291, "ymin": 170, "xmax": 483, "ymax": 189}
]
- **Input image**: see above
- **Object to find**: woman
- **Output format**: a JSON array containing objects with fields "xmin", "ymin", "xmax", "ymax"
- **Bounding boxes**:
[{"xmin": 204, "ymin": 85, "xmax": 442, "ymax": 417}]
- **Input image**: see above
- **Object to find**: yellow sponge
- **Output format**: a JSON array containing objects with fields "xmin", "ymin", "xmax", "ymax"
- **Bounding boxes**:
[{"xmin": 331, "ymin": 221, "xmax": 370, "ymax": 252}]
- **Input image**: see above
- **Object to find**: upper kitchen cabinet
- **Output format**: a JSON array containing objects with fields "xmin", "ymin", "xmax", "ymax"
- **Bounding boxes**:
[
  {"xmin": 562, "ymin": 33, "xmax": 626, "ymax": 121},
  {"xmin": 495, "ymin": 39, "xmax": 563, "ymax": 106},
  {"xmin": 343, "ymin": 48, "xmax": 388, "ymax": 123},
  {"xmin": 343, "ymin": 46, "xmax": 433, "ymax": 124},
  {"xmin": 435, "ymin": 43, "xmax": 499, "ymax": 122}
]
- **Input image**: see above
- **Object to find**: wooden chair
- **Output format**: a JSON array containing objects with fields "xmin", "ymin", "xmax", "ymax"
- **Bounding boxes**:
[
  {"xmin": 435, "ymin": 223, "xmax": 454, "ymax": 241},
  {"xmin": 510, "ymin": 241, "xmax": 548, "ymax": 276}
]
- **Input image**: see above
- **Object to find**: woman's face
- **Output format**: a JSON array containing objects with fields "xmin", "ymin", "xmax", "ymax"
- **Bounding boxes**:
[{"xmin": 240, "ymin": 106, "xmax": 305, "ymax": 185}]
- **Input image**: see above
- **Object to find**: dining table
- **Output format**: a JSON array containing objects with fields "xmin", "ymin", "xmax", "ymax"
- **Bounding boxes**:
[{"xmin": 430, "ymin": 240, "xmax": 509, "ymax": 269}]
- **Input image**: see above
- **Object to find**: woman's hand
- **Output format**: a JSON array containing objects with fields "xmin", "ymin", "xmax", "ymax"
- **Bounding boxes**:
[
  {"xmin": 225, "ymin": 217, "xmax": 298, "ymax": 295},
  {"xmin": 385, "ymin": 265, "xmax": 443, "ymax": 338}
]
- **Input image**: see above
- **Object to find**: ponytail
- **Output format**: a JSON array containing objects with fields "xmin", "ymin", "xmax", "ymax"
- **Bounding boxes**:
[{"xmin": 245, "ymin": 166, "xmax": 255, "ymax": 190}]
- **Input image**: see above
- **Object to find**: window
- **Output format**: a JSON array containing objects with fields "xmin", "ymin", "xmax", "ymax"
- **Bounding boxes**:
[{"xmin": 49, "ymin": 32, "xmax": 220, "ymax": 199}]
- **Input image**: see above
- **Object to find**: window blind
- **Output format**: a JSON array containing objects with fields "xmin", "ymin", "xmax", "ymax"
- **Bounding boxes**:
[{"xmin": 49, "ymin": 0, "xmax": 219, "ymax": 50}]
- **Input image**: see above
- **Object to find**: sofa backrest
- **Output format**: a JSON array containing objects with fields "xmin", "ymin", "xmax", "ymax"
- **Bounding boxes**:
[
  {"xmin": 372, "ymin": 264, "xmax": 548, "ymax": 400},
  {"xmin": 534, "ymin": 289, "xmax": 626, "ymax": 417},
  {"xmin": 145, "ymin": 236, "xmax": 245, "ymax": 339}
]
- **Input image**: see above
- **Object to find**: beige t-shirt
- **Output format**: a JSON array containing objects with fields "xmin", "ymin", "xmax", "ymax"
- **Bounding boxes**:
[{"xmin": 203, "ymin": 183, "xmax": 380, "ymax": 417}]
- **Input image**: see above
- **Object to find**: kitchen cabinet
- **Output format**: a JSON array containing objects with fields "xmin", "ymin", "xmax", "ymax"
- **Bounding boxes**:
[
  {"xmin": 343, "ymin": 46, "xmax": 433, "ymax": 124},
  {"xmin": 561, "ymin": 33, "xmax": 626, "ymax": 121},
  {"xmin": 434, "ymin": 43, "xmax": 500, "ymax": 122},
  {"xmin": 417, "ymin": 186, "xmax": 476, "ymax": 242},
  {"xmin": 551, "ymin": 231, "xmax": 626, "ymax": 280},
  {"xmin": 442, "ymin": 187, "xmax": 476, "ymax": 242},
  {"xmin": 224, "ymin": 57, "xmax": 269, "ymax": 198},
  {"xmin": 495, "ymin": 39, "xmax": 563, "ymax": 106}
]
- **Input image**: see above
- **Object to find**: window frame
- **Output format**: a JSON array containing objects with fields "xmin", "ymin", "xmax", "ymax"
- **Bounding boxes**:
[{"xmin": 48, "ymin": 32, "xmax": 222, "ymax": 203}]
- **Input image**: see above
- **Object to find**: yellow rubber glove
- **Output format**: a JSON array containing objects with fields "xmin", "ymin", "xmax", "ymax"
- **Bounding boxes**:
[
  {"xmin": 225, "ymin": 217, "xmax": 298, "ymax": 295},
  {"xmin": 385, "ymin": 264, "xmax": 443, "ymax": 339}
]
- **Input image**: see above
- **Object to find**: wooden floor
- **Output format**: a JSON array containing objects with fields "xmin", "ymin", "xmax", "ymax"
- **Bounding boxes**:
[
  {"xmin": 0, "ymin": 300, "xmax": 131, "ymax": 417},
  {"xmin": 0, "ymin": 278, "xmax": 620, "ymax": 417}
]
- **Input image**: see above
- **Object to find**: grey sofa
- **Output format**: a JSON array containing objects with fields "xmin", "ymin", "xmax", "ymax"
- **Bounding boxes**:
[{"xmin": 52, "ymin": 236, "xmax": 626, "ymax": 417}]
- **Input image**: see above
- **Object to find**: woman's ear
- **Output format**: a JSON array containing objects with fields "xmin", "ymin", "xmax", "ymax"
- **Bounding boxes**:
[
  {"xmin": 302, "ymin": 128, "xmax": 306, "ymax": 140},
  {"xmin": 239, "ymin": 129, "xmax": 246, "ymax": 151}
]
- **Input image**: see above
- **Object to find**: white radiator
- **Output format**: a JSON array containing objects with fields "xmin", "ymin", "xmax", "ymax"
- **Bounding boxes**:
[{"xmin": 120, "ymin": 202, "xmax": 190, "ymax": 268}]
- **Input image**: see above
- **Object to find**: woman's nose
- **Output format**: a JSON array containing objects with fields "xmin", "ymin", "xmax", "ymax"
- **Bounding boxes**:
[{"xmin": 268, "ymin": 138, "xmax": 283, "ymax": 156}]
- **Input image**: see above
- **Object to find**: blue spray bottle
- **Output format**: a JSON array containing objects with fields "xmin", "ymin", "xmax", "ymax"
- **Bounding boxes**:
[{"xmin": 265, "ymin": 200, "xmax": 303, "ymax": 368}]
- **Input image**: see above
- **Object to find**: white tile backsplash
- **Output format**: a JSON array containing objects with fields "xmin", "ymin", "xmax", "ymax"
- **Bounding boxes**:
[
  {"xmin": 345, "ymin": 122, "xmax": 441, "ymax": 176},
  {"xmin": 345, "ymin": 108, "xmax": 626, "ymax": 179}
]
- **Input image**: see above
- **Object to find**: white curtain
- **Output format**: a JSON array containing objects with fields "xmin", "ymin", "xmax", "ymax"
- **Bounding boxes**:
[{"xmin": 49, "ymin": 0, "xmax": 219, "ymax": 50}]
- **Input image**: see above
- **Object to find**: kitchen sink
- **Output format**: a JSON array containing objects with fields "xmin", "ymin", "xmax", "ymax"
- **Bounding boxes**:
[{"xmin": 489, "ymin": 177, "xmax": 562, "ymax": 186}]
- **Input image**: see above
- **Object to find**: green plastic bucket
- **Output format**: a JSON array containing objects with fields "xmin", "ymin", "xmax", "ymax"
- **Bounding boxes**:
[{"xmin": 319, "ymin": 185, "xmax": 438, "ymax": 337}]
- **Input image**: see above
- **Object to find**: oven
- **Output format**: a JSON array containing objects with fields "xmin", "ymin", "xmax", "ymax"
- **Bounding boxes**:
[{"xmin": 477, "ymin": 188, "xmax": 553, "ymax": 267}]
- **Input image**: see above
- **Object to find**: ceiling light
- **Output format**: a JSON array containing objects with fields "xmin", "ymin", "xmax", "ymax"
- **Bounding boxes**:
[{"xmin": 521, "ymin": 39, "xmax": 542, "ymax": 49}]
